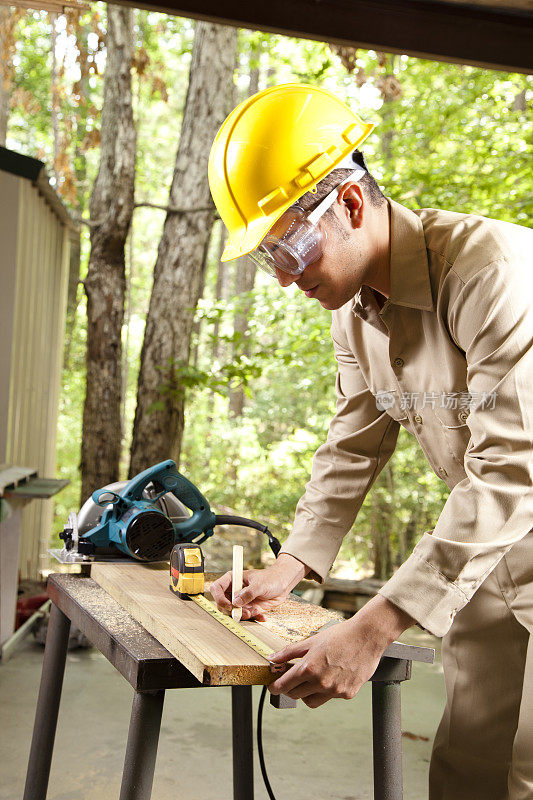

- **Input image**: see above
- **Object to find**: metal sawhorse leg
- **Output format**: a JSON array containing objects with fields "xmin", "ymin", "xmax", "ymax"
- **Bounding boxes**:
[
  {"xmin": 232, "ymin": 685, "xmax": 254, "ymax": 800},
  {"xmin": 372, "ymin": 680, "xmax": 403, "ymax": 800},
  {"xmin": 118, "ymin": 689, "xmax": 166, "ymax": 800},
  {"xmin": 23, "ymin": 604, "xmax": 71, "ymax": 800}
]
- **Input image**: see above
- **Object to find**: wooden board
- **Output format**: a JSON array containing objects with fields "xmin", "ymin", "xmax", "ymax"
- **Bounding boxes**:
[
  {"xmin": 91, "ymin": 563, "xmax": 434, "ymax": 687},
  {"xmin": 91, "ymin": 562, "xmax": 315, "ymax": 686}
]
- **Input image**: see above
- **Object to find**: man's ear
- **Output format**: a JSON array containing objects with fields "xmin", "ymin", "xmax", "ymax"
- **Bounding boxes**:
[{"xmin": 336, "ymin": 182, "xmax": 364, "ymax": 230}]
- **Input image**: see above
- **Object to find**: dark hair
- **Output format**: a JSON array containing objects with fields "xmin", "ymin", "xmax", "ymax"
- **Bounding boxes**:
[{"xmin": 298, "ymin": 150, "xmax": 386, "ymax": 215}]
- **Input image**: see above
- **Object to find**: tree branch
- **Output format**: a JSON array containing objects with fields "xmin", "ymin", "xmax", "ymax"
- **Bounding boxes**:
[
  {"xmin": 73, "ymin": 203, "xmax": 218, "ymax": 228},
  {"xmin": 134, "ymin": 201, "xmax": 215, "ymax": 214}
]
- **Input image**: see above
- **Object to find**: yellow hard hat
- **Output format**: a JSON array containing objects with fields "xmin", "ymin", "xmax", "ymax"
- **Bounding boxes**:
[{"xmin": 208, "ymin": 83, "xmax": 374, "ymax": 262}]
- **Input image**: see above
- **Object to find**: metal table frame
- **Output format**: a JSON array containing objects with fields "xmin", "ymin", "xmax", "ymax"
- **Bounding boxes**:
[{"xmin": 23, "ymin": 574, "xmax": 433, "ymax": 800}]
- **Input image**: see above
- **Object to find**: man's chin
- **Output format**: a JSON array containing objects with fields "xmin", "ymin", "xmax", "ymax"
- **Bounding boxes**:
[
  {"xmin": 320, "ymin": 286, "xmax": 362, "ymax": 311},
  {"xmin": 319, "ymin": 297, "xmax": 345, "ymax": 311}
]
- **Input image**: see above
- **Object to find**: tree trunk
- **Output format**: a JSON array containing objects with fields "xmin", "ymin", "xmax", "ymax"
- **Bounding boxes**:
[
  {"xmin": 0, "ymin": 9, "xmax": 10, "ymax": 146},
  {"xmin": 512, "ymin": 88, "xmax": 526, "ymax": 112},
  {"xmin": 207, "ymin": 222, "xmax": 229, "ymax": 424},
  {"xmin": 371, "ymin": 503, "xmax": 392, "ymax": 580},
  {"xmin": 62, "ymin": 17, "xmax": 89, "ymax": 373},
  {"xmin": 227, "ymin": 46, "xmax": 260, "ymax": 418},
  {"xmin": 371, "ymin": 466, "xmax": 394, "ymax": 580},
  {"xmin": 397, "ymin": 483, "xmax": 422, "ymax": 566},
  {"xmin": 80, "ymin": 5, "xmax": 136, "ymax": 503},
  {"xmin": 190, "ymin": 239, "xmax": 212, "ymax": 369},
  {"xmin": 62, "ymin": 235, "xmax": 81, "ymax": 371},
  {"xmin": 121, "ymin": 228, "xmax": 134, "ymax": 437},
  {"xmin": 379, "ymin": 56, "xmax": 400, "ymax": 165},
  {"xmin": 129, "ymin": 21, "xmax": 238, "ymax": 476},
  {"xmin": 228, "ymin": 256, "xmax": 256, "ymax": 418},
  {"xmin": 50, "ymin": 13, "xmax": 60, "ymax": 179},
  {"xmin": 210, "ymin": 45, "xmax": 241, "ymax": 369},
  {"xmin": 0, "ymin": 8, "xmax": 20, "ymax": 145},
  {"xmin": 211, "ymin": 222, "xmax": 229, "ymax": 364}
]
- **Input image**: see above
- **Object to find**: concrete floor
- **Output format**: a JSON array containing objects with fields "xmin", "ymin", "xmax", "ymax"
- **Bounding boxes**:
[{"xmin": 1, "ymin": 628, "xmax": 444, "ymax": 800}]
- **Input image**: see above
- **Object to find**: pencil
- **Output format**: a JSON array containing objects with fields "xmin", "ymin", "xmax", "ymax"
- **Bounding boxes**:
[{"xmin": 231, "ymin": 544, "xmax": 244, "ymax": 622}]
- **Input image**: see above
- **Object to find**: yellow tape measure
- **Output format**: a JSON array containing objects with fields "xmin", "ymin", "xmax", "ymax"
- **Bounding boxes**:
[{"xmin": 191, "ymin": 593, "xmax": 275, "ymax": 662}]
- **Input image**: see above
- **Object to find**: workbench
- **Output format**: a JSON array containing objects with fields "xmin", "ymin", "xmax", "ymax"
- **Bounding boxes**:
[{"xmin": 24, "ymin": 573, "xmax": 434, "ymax": 800}]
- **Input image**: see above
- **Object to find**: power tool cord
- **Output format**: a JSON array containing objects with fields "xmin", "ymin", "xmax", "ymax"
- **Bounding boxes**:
[
  {"xmin": 258, "ymin": 686, "xmax": 278, "ymax": 800},
  {"xmin": 214, "ymin": 515, "xmax": 281, "ymax": 557}
]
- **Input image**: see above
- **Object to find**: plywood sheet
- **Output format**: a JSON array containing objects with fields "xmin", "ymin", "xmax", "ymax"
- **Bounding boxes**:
[{"xmin": 91, "ymin": 562, "xmax": 333, "ymax": 686}]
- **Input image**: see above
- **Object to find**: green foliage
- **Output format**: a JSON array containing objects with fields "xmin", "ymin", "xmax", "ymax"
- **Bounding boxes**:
[{"xmin": 373, "ymin": 60, "xmax": 532, "ymax": 224}]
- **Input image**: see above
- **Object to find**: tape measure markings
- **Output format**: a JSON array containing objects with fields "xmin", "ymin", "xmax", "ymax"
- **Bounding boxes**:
[{"xmin": 191, "ymin": 593, "xmax": 274, "ymax": 662}]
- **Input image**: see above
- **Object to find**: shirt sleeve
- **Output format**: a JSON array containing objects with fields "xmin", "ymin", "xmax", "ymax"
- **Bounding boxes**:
[
  {"xmin": 380, "ymin": 258, "xmax": 533, "ymax": 636},
  {"xmin": 279, "ymin": 313, "xmax": 400, "ymax": 582}
]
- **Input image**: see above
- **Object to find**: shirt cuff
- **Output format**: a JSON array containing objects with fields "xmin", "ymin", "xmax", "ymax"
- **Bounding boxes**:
[
  {"xmin": 378, "ymin": 552, "xmax": 470, "ymax": 637},
  {"xmin": 278, "ymin": 541, "xmax": 328, "ymax": 584}
]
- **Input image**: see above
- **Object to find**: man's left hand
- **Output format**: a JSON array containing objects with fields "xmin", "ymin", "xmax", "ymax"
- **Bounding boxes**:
[{"xmin": 267, "ymin": 594, "xmax": 414, "ymax": 708}]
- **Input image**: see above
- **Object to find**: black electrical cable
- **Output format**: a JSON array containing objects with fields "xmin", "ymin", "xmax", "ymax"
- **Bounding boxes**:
[
  {"xmin": 258, "ymin": 686, "xmax": 278, "ymax": 800},
  {"xmin": 214, "ymin": 514, "xmax": 281, "ymax": 557}
]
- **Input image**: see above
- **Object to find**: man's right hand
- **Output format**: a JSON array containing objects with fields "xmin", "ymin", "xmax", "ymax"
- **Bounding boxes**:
[{"xmin": 209, "ymin": 553, "xmax": 309, "ymax": 621}]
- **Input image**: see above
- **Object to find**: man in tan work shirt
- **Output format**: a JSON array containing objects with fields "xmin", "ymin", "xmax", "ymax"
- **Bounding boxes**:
[{"xmin": 209, "ymin": 84, "xmax": 533, "ymax": 800}]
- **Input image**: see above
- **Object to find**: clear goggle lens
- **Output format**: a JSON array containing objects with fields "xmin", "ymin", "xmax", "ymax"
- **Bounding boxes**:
[{"xmin": 248, "ymin": 206, "xmax": 326, "ymax": 277}]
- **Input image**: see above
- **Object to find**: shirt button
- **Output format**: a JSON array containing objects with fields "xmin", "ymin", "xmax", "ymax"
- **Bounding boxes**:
[
  {"xmin": 414, "ymin": 414, "xmax": 423, "ymax": 424},
  {"xmin": 393, "ymin": 357, "xmax": 404, "ymax": 368},
  {"xmin": 458, "ymin": 411, "xmax": 468, "ymax": 423},
  {"xmin": 438, "ymin": 467, "xmax": 448, "ymax": 477}
]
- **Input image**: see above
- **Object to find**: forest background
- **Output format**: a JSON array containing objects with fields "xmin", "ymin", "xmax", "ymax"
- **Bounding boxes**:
[{"xmin": 1, "ymin": 4, "xmax": 531, "ymax": 580}]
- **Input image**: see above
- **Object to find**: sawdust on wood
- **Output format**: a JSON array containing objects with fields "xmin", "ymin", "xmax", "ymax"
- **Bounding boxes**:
[
  {"xmin": 205, "ymin": 578, "xmax": 342, "ymax": 642},
  {"xmin": 257, "ymin": 598, "xmax": 342, "ymax": 642}
]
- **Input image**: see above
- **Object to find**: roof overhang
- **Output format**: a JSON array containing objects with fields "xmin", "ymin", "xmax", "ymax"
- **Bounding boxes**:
[{"xmin": 112, "ymin": 0, "xmax": 533, "ymax": 74}]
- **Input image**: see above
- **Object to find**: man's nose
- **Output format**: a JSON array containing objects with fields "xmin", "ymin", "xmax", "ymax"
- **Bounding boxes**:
[{"xmin": 275, "ymin": 267, "xmax": 300, "ymax": 287}]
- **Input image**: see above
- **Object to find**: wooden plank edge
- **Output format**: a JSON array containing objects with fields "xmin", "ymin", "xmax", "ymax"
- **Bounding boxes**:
[
  {"xmin": 92, "ymin": 566, "xmax": 211, "ymax": 684},
  {"xmin": 203, "ymin": 663, "xmax": 274, "ymax": 687}
]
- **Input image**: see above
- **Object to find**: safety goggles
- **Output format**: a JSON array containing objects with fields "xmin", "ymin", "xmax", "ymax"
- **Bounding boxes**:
[{"xmin": 249, "ymin": 166, "xmax": 366, "ymax": 277}]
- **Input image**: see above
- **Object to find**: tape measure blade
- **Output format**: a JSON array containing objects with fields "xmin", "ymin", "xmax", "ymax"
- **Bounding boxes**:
[{"xmin": 191, "ymin": 594, "xmax": 274, "ymax": 661}]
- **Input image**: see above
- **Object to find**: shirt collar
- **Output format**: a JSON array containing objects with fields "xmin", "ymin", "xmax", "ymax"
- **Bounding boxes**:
[
  {"xmin": 387, "ymin": 198, "xmax": 434, "ymax": 312},
  {"xmin": 353, "ymin": 198, "xmax": 434, "ymax": 321}
]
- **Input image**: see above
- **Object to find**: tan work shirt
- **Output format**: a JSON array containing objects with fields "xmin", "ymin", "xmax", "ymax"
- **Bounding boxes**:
[{"xmin": 280, "ymin": 199, "xmax": 533, "ymax": 637}]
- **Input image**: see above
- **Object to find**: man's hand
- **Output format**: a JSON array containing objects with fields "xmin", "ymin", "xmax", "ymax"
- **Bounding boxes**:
[
  {"xmin": 268, "ymin": 594, "xmax": 415, "ymax": 708},
  {"xmin": 209, "ymin": 553, "xmax": 308, "ymax": 621}
]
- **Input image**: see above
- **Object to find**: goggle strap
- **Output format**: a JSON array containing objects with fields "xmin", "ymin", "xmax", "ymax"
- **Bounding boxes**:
[{"xmin": 307, "ymin": 167, "xmax": 366, "ymax": 226}]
